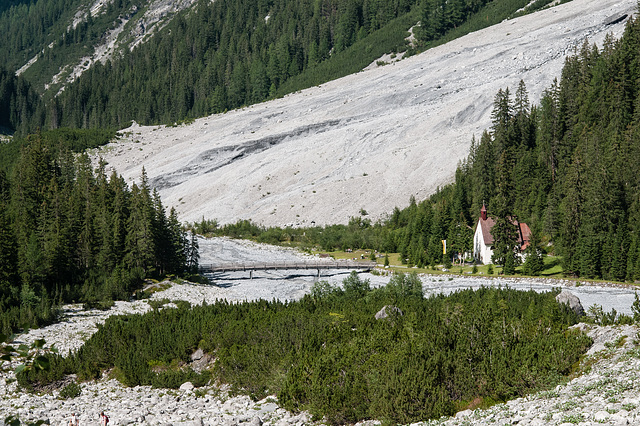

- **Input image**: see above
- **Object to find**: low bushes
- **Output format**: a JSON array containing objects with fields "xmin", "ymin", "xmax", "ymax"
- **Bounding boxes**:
[{"xmin": 20, "ymin": 273, "xmax": 591, "ymax": 424}]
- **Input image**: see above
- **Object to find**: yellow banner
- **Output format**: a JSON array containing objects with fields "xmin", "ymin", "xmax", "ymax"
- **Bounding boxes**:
[{"xmin": 442, "ymin": 239, "xmax": 446, "ymax": 254}]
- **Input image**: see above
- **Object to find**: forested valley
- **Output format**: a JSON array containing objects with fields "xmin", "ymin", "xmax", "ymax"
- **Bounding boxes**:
[
  {"xmin": 0, "ymin": 0, "xmax": 576, "ymax": 337},
  {"xmin": 0, "ymin": 0, "xmax": 640, "ymax": 424},
  {"xmin": 1, "ymin": 1, "xmax": 638, "ymax": 424},
  {"xmin": 0, "ymin": 0, "xmax": 576, "ymax": 349},
  {"xmin": 202, "ymin": 13, "xmax": 640, "ymax": 283}
]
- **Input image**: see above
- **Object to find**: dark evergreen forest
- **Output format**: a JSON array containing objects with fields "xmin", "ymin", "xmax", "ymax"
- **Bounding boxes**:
[
  {"xmin": 0, "ymin": 0, "xmax": 561, "ymax": 134},
  {"xmin": 0, "ymin": 134, "xmax": 198, "ymax": 336},
  {"xmin": 205, "ymin": 15, "xmax": 640, "ymax": 282},
  {"xmin": 19, "ymin": 274, "xmax": 590, "ymax": 424},
  {"xmin": 0, "ymin": 67, "xmax": 40, "ymax": 135}
]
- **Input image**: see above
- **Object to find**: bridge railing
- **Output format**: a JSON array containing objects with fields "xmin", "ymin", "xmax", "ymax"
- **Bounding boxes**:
[{"xmin": 199, "ymin": 261, "xmax": 376, "ymax": 273}]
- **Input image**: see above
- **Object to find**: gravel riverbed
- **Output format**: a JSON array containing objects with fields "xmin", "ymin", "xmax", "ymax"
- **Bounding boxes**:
[{"xmin": 2, "ymin": 237, "xmax": 640, "ymax": 425}]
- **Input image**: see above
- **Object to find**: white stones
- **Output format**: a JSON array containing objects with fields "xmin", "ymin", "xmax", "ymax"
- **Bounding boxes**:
[
  {"xmin": 455, "ymin": 409, "xmax": 472, "ymax": 418},
  {"xmin": 248, "ymin": 417, "xmax": 263, "ymax": 426},
  {"xmin": 179, "ymin": 382, "xmax": 195, "ymax": 392}
]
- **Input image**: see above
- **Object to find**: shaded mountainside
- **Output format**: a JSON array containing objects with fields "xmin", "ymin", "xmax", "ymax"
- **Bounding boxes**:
[
  {"xmin": 1, "ymin": 0, "xmax": 199, "ymax": 93},
  {"xmin": 1, "ymin": 0, "xmax": 570, "ymax": 133},
  {"xmin": 0, "ymin": 0, "xmax": 421, "ymax": 131}
]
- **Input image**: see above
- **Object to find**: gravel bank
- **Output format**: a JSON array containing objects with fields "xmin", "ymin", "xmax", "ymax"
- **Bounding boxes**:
[{"xmin": 2, "ymin": 237, "xmax": 640, "ymax": 425}]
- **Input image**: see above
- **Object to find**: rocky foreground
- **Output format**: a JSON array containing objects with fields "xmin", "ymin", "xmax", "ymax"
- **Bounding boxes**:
[
  {"xmin": 1, "ymin": 281, "xmax": 639, "ymax": 426},
  {"xmin": 0, "ymin": 290, "xmax": 314, "ymax": 426},
  {"xmin": 3, "ymin": 238, "xmax": 640, "ymax": 425}
]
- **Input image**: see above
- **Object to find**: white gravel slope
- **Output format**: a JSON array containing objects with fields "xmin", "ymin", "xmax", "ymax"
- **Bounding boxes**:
[{"xmin": 93, "ymin": 0, "xmax": 635, "ymax": 227}]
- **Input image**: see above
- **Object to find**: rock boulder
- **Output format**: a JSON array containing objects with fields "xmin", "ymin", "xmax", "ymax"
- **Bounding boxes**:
[
  {"xmin": 375, "ymin": 305, "xmax": 403, "ymax": 320},
  {"xmin": 179, "ymin": 382, "xmax": 195, "ymax": 392},
  {"xmin": 556, "ymin": 290, "xmax": 584, "ymax": 316}
]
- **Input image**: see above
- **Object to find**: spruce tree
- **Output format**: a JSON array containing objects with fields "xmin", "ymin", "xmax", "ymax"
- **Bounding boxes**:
[
  {"xmin": 124, "ymin": 171, "xmax": 156, "ymax": 275},
  {"xmin": 522, "ymin": 228, "xmax": 544, "ymax": 276},
  {"xmin": 0, "ymin": 200, "xmax": 18, "ymax": 304},
  {"xmin": 187, "ymin": 232, "xmax": 200, "ymax": 274}
]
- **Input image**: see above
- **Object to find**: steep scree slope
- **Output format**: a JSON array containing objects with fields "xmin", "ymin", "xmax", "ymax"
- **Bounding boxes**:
[{"xmin": 94, "ymin": 0, "xmax": 636, "ymax": 227}]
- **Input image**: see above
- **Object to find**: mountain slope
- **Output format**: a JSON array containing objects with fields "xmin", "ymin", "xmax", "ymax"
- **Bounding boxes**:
[
  {"xmin": 93, "ymin": 0, "xmax": 635, "ymax": 227},
  {"xmin": 1, "ymin": 0, "xmax": 563, "ymax": 133},
  {"xmin": 1, "ymin": 0, "xmax": 420, "ymax": 108},
  {"xmin": 2, "ymin": 0, "xmax": 198, "ymax": 93}
]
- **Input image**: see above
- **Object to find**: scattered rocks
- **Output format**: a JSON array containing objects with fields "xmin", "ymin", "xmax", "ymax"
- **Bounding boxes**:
[{"xmin": 248, "ymin": 416, "xmax": 263, "ymax": 426}]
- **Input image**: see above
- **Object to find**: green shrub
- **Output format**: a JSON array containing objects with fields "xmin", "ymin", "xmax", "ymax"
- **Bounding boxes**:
[
  {"xmin": 59, "ymin": 382, "xmax": 81, "ymax": 399},
  {"xmin": 82, "ymin": 299, "xmax": 115, "ymax": 311},
  {"xmin": 151, "ymin": 370, "xmax": 211, "ymax": 389}
]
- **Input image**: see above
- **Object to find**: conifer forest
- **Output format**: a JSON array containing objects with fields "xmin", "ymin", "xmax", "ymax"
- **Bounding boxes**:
[{"xmin": 0, "ymin": 132, "xmax": 198, "ymax": 336}]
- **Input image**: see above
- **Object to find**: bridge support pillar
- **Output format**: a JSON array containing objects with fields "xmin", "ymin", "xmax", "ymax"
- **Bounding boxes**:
[
  {"xmin": 317, "ymin": 268, "xmax": 320, "ymax": 277},
  {"xmin": 250, "ymin": 270, "xmax": 253, "ymax": 280}
]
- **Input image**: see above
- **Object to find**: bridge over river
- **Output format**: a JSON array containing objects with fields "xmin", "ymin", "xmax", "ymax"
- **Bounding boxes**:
[{"xmin": 199, "ymin": 260, "xmax": 377, "ymax": 278}]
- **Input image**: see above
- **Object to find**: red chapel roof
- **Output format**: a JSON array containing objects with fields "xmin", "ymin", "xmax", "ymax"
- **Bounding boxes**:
[{"xmin": 478, "ymin": 215, "xmax": 531, "ymax": 251}]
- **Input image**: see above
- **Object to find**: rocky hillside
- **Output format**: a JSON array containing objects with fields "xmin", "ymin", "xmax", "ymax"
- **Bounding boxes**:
[
  {"xmin": 10, "ymin": 0, "xmax": 198, "ymax": 92},
  {"xmin": 93, "ymin": 0, "xmax": 635, "ymax": 227}
]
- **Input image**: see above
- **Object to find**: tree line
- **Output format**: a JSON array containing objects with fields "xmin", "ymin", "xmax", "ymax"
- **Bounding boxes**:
[
  {"xmin": 0, "ymin": 0, "xmax": 419, "ymax": 132},
  {"xmin": 0, "ymin": 133, "xmax": 198, "ymax": 336},
  {"xmin": 19, "ymin": 273, "xmax": 590, "ymax": 424},
  {"xmin": 417, "ymin": 0, "xmax": 564, "ymax": 46}
]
